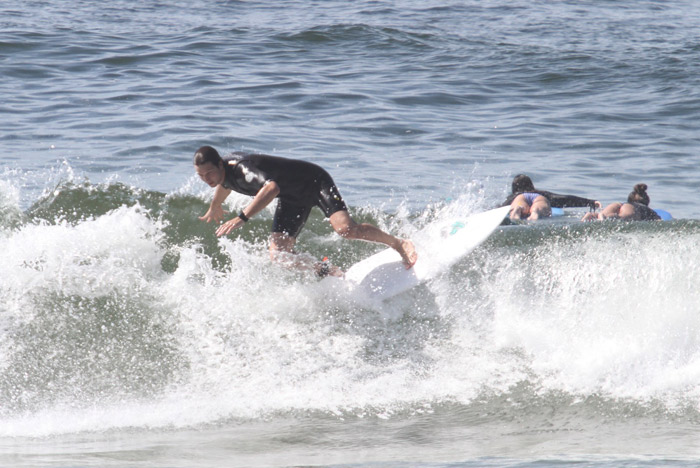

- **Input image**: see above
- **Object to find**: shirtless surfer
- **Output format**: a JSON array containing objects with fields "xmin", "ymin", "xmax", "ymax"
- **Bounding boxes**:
[{"xmin": 194, "ymin": 146, "xmax": 417, "ymax": 276}]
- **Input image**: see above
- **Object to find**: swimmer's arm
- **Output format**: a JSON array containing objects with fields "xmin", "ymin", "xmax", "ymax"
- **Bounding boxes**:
[
  {"xmin": 548, "ymin": 193, "xmax": 600, "ymax": 209},
  {"xmin": 212, "ymin": 184, "xmax": 232, "ymax": 206},
  {"xmin": 240, "ymin": 180, "xmax": 280, "ymax": 219},
  {"xmin": 215, "ymin": 181, "xmax": 280, "ymax": 237},
  {"xmin": 199, "ymin": 185, "xmax": 232, "ymax": 223}
]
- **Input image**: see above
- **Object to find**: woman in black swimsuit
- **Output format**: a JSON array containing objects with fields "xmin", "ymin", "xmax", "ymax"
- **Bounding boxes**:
[
  {"xmin": 581, "ymin": 183, "xmax": 661, "ymax": 221},
  {"xmin": 193, "ymin": 146, "xmax": 417, "ymax": 275}
]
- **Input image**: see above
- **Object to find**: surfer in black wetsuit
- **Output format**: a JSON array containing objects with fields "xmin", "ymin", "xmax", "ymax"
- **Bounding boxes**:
[
  {"xmin": 501, "ymin": 174, "xmax": 601, "ymax": 210},
  {"xmin": 581, "ymin": 183, "xmax": 661, "ymax": 221},
  {"xmin": 193, "ymin": 146, "xmax": 417, "ymax": 276}
]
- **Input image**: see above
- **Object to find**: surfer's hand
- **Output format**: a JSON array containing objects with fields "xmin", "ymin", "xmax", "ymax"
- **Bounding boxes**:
[
  {"xmin": 215, "ymin": 217, "xmax": 246, "ymax": 237},
  {"xmin": 199, "ymin": 204, "xmax": 226, "ymax": 223}
]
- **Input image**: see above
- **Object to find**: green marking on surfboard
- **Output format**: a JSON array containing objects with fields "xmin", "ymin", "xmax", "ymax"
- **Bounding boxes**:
[{"xmin": 450, "ymin": 221, "xmax": 465, "ymax": 235}]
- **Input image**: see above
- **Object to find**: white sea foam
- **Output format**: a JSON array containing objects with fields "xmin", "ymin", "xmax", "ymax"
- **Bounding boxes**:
[
  {"xmin": 1, "ymin": 185, "xmax": 699, "ymax": 437},
  {"xmin": 488, "ymin": 228, "xmax": 700, "ymax": 404}
]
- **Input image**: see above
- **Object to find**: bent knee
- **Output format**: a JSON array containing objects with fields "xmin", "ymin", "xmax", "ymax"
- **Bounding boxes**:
[
  {"xmin": 332, "ymin": 219, "xmax": 359, "ymax": 238},
  {"xmin": 335, "ymin": 225, "xmax": 356, "ymax": 238},
  {"xmin": 269, "ymin": 233, "xmax": 296, "ymax": 259}
]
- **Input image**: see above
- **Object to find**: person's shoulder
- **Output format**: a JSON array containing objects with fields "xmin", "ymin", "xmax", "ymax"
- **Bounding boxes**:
[
  {"xmin": 630, "ymin": 202, "xmax": 661, "ymax": 220},
  {"xmin": 222, "ymin": 151, "xmax": 247, "ymax": 163}
]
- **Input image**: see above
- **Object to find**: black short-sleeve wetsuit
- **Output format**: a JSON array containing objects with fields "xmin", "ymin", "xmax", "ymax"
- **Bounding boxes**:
[
  {"xmin": 627, "ymin": 202, "xmax": 661, "ymax": 221},
  {"xmin": 502, "ymin": 190, "xmax": 597, "ymax": 209},
  {"xmin": 221, "ymin": 152, "xmax": 348, "ymax": 238}
]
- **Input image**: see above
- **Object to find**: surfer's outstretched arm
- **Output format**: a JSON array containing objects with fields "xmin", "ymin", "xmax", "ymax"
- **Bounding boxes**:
[
  {"xmin": 215, "ymin": 181, "xmax": 280, "ymax": 237},
  {"xmin": 199, "ymin": 185, "xmax": 232, "ymax": 223}
]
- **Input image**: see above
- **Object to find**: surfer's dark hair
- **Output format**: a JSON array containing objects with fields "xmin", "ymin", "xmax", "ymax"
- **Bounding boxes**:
[
  {"xmin": 194, "ymin": 146, "xmax": 223, "ymax": 166},
  {"xmin": 512, "ymin": 174, "xmax": 536, "ymax": 194},
  {"xmin": 628, "ymin": 183, "xmax": 651, "ymax": 206}
]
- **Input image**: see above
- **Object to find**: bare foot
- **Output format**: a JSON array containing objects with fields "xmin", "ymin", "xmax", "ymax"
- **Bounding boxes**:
[
  {"xmin": 396, "ymin": 239, "xmax": 418, "ymax": 269},
  {"xmin": 328, "ymin": 264, "xmax": 344, "ymax": 278},
  {"xmin": 315, "ymin": 257, "xmax": 344, "ymax": 278}
]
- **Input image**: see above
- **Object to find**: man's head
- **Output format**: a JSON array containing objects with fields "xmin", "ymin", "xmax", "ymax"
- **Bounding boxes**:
[
  {"xmin": 511, "ymin": 174, "xmax": 535, "ymax": 194},
  {"xmin": 194, "ymin": 146, "xmax": 225, "ymax": 187}
]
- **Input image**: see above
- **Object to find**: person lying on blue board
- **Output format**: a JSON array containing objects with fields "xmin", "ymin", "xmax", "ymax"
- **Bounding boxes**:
[
  {"xmin": 508, "ymin": 192, "xmax": 552, "ymax": 221},
  {"xmin": 193, "ymin": 146, "xmax": 418, "ymax": 276},
  {"xmin": 581, "ymin": 183, "xmax": 661, "ymax": 221},
  {"xmin": 501, "ymin": 174, "xmax": 602, "ymax": 211}
]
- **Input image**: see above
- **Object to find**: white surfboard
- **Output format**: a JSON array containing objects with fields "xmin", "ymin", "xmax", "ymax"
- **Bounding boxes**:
[{"xmin": 343, "ymin": 206, "xmax": 510, "ymax": 300}]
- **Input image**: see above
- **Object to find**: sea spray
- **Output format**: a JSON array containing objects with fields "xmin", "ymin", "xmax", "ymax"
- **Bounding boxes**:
[
  {"xmin": 2, "ymin": 178, "xmax": 700, "ymax": 439},
  {"xmin": 0, "ymin": 204, "xmax": 181, "ymax": 415},
  {"xmin": 487, "ymin": 223, "xmax": 700, "ymax": 404}
]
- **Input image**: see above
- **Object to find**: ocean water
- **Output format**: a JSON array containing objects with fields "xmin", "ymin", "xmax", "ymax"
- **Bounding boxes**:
[{"xmin": 2, "ymin": 1, "xmax": 700, "ymax": 467}]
